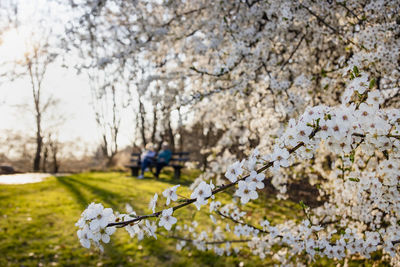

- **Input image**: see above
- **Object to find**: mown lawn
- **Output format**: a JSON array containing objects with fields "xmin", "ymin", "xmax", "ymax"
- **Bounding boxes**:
[{"xmin": 0, "ymin": 169, "xmax": 390, "ymax": 266}]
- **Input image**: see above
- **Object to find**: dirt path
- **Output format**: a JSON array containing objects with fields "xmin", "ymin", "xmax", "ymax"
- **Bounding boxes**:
[{"xmin": 0, "ymin": 173, "xmax": 54, "ymax": 184}]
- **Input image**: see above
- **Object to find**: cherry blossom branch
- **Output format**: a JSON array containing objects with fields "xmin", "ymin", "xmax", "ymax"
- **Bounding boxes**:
[
  {"xmin": 107, "ymin": 122, "xmax": 398, "ymax": 229},
  {"xmin": 319, "ymin": 218, "xmax": 339, "ymax": 227},
  {"xmin": 190, "ymin": 56, "xmax": 244, "ymax": 77},
  {"xmin": 183, "ymin": 84, "xmax": 236, "ymax": 105},
  {"xmin": 280, "ymin": 34, "xmax": 306, "ymax": 70},
  {"xmin": 352, "ymin": 132, "xmax": 400, "ymax": 139},
  {"xmin": 107, "ymin": 126, "xmax": 321, "ymax": 228},
  {"xmin": 216, "ymin": 210, "xmax": 268, "ymax": 234},
  {"xmin": 245, "ymin": 0, "xmax": 262, "ymax": 8},
  {"xmin": 299, "ymin": 4, "xmax": 360, "ymax": 48},
  {"xmin": 336, "ymin": 2, "xmax": 364, "ymax": 24},
  {"xmin": 299, "ymin": 4, "xmax": 339, "ymax": 33},
  {"xmin": 157, "ymin": 232, "xmax": 251, "ymax": 245},
  {"xmin": 162, "ymin": 7, "xmax": 207, "ymax": 27}
]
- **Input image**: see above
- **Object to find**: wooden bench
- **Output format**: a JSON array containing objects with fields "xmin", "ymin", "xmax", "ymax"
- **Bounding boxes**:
[
  {"xmin": 0, "ymin": 165, "xmax": 15, "ymax": 174},
  {"xmin": 126, "ymin": 152, "xmax": 190, "ymax": 179}
]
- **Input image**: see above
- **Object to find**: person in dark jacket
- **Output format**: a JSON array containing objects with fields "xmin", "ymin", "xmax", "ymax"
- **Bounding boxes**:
[
  {"xmin": 155, "ymin": 142, "xmax": 172, "ymax": 178},
  {"xmin": 138, "ymin": 143, "xmax": 156, "ymax": 179}
]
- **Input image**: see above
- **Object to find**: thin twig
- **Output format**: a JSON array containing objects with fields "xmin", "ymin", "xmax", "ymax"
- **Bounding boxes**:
[
  {"xmin": 337, "ymin": 2, "xmax": 363, "ymax": 24},
  {"xmin": 157, "ymin": 232, "xmax": 251, "ymax": 245},
  {"xmin": 190, "ymin": 56, "xmax": 244, "ymax": 77},
  {"xmin": 216, "ymin": 210, "xmax": 268, "ymax": 234},
  {"xmin": 280, "ymin": 34, "xmax": 305, "ymax": 70},
  {"xmin": 299, "ymin": 4, "xmax": 360, "ymax": 49}
]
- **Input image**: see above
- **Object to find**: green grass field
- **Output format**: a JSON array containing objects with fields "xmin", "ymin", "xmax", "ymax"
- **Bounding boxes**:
[{"xmin": 0, "ymin": 169, "xmax": 389, "ymax": 266}]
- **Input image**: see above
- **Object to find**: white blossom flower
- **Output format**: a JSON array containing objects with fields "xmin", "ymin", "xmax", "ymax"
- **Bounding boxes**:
[
  {"xmin": 89, "ymin": 207, "xmax": 114, "ymax": 231},
  {"xmin": 191, "ymin": 181, "xmax": 213, "ymax": 210},
  {"xmin": 349, "ymin": 74, "xmax": 369, "ymax": 94},
  {"xmin": 295, "ymin": 124, "xmax": 313, "ymax": 144},
  {"xmin": 125, "ymin": 203, "xmax": 134, "ymax": 214},
  {"xmin": 76, "ymin": 203, "xmax": 116, "ymax": 250},
  {"xmin": 230, "ymin": 208, "xmax": 246, "ymax": 221},
  {"xmin": 225, "ymin": 161, "xmax": 244, "ymax": 182},
  {"xmin": 144, "ymin": 220, "xmax": 157, "ymax": 239},
  {"xmin": 99, "ymin": 227, "xmax": 116, "ymax": 243},
  {"xmin": 366, "ymin": 91, "xmax": 383, "ymax": 108},
  {"xmin": 235, "ymin": 181, "xmax": 258, "ymax": 204},
  {"xmin": 271, "ymin": 147, "xmax": 290, "ymax": 170},
  {"xmin": 260, "ymin": 219, "xmax": 270, "ymax": 229},
  {"xmin": 210, "ymin": 201, "xmax": 221, "ymax": 212},
  {"xmin": 77, "ymin": 225, "xmax": 91, "ymax": 249},
  {"xmin": 246, "ymin": 148, "xmax": 259, "ymax": 170},
  {"xmin": 149, "ymin": 193, "xmax": 158, "ymax": 213},
  {"xmin": 355, "ymin": 103, "xmax": 373, "ymax": 123},
  {"xmin": 246, "ymin": 171, "xmax": 265, "ymax": 189},
  {"xmin": 341, "ymin": 86, "xmax": 354, "ymax": 104},
  {"xmin": 210, "ymin": 214, "xmax": 217, "ymax": 224},
  {"xmin": 124, "ymin": 217, "xmax": 143, "ymax": 239},
  {"xmin": 158, "ymin": 208, "xmax": 177, "ymax": 231},
  {"xmin": 162, "ymin": 185, "xmax": 180, "ymax": 205},
  {"xmin": 176, "ymin": 240, "xmax": 186, "ymax": 251}
]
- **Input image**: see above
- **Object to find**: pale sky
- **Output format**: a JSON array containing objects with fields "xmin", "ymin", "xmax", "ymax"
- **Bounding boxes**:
[
  {"xmin": 0, "ymin": 0, "xmax": 135, "ymax": 154},
  {"xmin": 0, "ymin": 62, "xmax": 136, "ymax": 151}
]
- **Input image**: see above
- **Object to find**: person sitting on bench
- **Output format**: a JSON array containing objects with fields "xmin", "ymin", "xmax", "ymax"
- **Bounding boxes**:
[
  {"xmin": 155, "ymin": 142, "xmax": 172, "ymax": 179},
  {"xmin": 138, "ymin": 143, "xmax": 156, "ymax": 179}
]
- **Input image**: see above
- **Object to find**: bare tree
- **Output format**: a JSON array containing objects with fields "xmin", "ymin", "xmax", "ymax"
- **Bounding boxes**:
[
  {"xmin": 138, "ymin": 96, "xmax": 147, "ymax": 147},
  {"xmin": 101, "ymin": 86, "xmax": 122, "ymax": 166},
  {"xmin": 90, "ymin": 79, "xmax": 129, "ymax": 167},
  {"xmin": 0, "ymin": 129, "xmax": 34, "ymax": 172},
  {"xmin": 45, "ymin": 133, "xmax": 61, "ymax": 173},
  {"xmin": 23, "ymin": 42, "xmax": 57, "ymax": 171}
]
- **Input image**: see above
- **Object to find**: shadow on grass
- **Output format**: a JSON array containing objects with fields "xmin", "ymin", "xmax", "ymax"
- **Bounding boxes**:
[
  {"xmin": 125, "ymin": 169, "xmax": 194, "ymax": 187},
  {"xmin": 55, "ymin": 176, "xmax": 176, "ymax": 265},
  {"xmin": 55, "ymin": 176, "xmax": 139, "ymax": 263},
  {"xmin": 56, "ymin": 177, "xmax": 125, "ymax": 211},
  {"xmin": 56, "ymin": 176, "xmax": 133, "ymax": 211},
  {"xmin": 153, "ymin": 169, "xmax": 195, "ymax": 187},
  {"xmin": 55, "ymin": 176, "xmax": 89, "ymax": 208}
]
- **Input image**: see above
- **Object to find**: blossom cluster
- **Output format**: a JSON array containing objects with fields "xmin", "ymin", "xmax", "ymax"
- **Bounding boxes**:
[{"xmin": 75, "ymin": 203, "xmax": 116, "ymax": 251}]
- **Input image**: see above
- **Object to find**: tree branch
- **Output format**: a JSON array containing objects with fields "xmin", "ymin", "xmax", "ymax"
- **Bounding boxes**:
[
  {"xmin": 216, "ymin": 210, "xmax": 268, "ymax": 234},
  {"xmin": 190, "ymin": 56, "xmax": 244, "ymax": 77},
  {"xmin": 107, "ymin": 126, "xmax": 321, "ymax": 228},
  {"xmin": 280, "ymin": 34, "xmax": 305, "ymax": 70},
  {"xmin": 157, "ymin": 232, "xmax": 251, "ymax": 245}
]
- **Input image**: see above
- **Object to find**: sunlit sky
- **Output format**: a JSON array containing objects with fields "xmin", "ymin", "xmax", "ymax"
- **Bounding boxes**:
[{"xmin": 0, "ymin": 0, "xmax": 134, "ymax": 152}]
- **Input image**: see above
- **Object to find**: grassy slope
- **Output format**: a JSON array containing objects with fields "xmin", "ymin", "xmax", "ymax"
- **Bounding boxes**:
[{"xmin": 0, "ymin": 169, "xmax": 389, "ymax": 266}]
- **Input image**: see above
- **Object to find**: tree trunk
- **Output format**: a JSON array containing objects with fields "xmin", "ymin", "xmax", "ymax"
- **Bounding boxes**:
[
  {"xmin": 167, "ymin": 115, "xmax": 175, "ymax": 152},
  {"xmin": 42, "ymin": 144, "xmax": 48, "ymax": 172},
  {"xmin": 178, "ymin": 107, "xmax": 183, "ymax": 152},
  {"xmin": 106, "ymin": 153, "xmax": 115, "ymax": 168},
  {"xmin": 202, "ymin": 125, "xmax": 209, "ymax": 171},
  {"xmin": 49, "ymin": 138, "xmax": 60, "ymax": 173},
  {"xmin": 101, "ymin": 134, "xmax": 109, "ymax": 158},
  {"xmin": 139, "ymin": 98, "xmax": 147, "ymax": 146},
  {"xmin": 151, "ymin": 106, "xmax": 157, "ymax": 144},
  {"xmin": 33, "ymin": 132, "xmax": 42, "ymax": 172},
  {"xmin": 52, "ymin": 151, "xmax": 59, "ymax": 173},
  {"xmin": 111, "ymin": 86, "xmax": 119, "ymax": 158}
]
